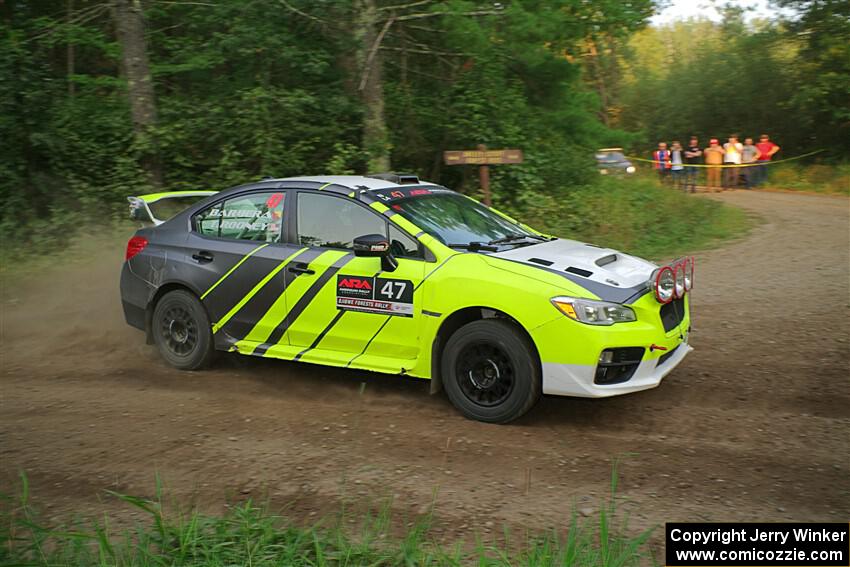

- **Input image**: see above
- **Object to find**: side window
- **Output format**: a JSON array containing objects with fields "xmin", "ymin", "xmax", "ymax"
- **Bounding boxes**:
[
  {"xmin": 389, "ymin": 225, "xmax": 422, "ymax": 259},
  {"xmin": 297, "ymin": 192, "xmax": 385, "ymax": 249},
  {"xmin": 196, "ymin": 192, "xmax": 285, "ymax": 242}
]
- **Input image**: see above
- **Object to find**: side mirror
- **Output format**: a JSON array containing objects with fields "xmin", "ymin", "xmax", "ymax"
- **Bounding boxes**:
[{"xmin": 353, "ymin": 233, "xmax": 398, "ymax": 272}]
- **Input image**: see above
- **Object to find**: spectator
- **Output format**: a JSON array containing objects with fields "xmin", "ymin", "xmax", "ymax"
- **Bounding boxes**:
[
  {"xmin": 755, "ymin": 134, "xmax": 780, "ymax": 186},
  {"xmin": 723, "ymin": 134, "xmax": 743, "ymax": 189},
  {"xmin": 740, "ymin": 137, "xmax": 761, "ymax": 189},
  {"xmin": 652, "ymin": 142, "xmax": 671, "ymax": 184},
  {"xmin": 704, "ymin": 138, "xmax": 724, "ymax": 191},
  {"xmin": 670, "ymin": 141, "xmax": 685, "ymax": 190},
  {"xmin": 684, "ymin": 136, "xmax": 702, "ymax": 193}
]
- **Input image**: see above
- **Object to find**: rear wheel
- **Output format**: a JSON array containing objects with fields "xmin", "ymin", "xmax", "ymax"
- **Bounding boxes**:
[
  {"xmin": 152, "ymin": 290, "xmax": 215, "ymax": 370},
  {"xmin": 441, "ymin": 319, "xmax": 540, "ymax": 423}
]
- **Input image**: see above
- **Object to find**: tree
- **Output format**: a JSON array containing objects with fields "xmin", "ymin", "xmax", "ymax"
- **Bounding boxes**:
[
  {"xmin": 354, "ymin": 0, "xmax": 391, "ymax": 171},
  {"xmin": 111, "ymin": 0, "xmax": 161, "ymax": 186}
]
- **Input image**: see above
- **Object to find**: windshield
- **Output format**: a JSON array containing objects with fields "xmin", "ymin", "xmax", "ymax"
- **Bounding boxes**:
[
  {"xmin": 391, "ymin": 193, "xmax": 539, "ymax": 247},
  {"xmin": 595, "ymin": 152, "xmax": 627, "ymax": 163}
]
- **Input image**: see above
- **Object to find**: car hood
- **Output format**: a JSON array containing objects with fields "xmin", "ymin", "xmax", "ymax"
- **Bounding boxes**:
[{"xmin": 488, "ymin": 238, "xmax": 657, "ymax": 303}]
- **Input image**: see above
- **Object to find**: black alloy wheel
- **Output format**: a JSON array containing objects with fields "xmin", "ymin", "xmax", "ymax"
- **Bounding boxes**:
[
  {"xmin": 152, "ymin": 289, "xmax": 216, "ymax": 370},
  {"xmin": 441, "ymin": 318, "xmax": 541, "ymax": 423},
  {"xmin": 456, "ymin": 343, "xmax": 515, "ymax": 407}
]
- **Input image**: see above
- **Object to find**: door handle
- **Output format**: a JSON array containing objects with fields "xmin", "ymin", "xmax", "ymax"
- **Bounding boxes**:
[
  {"xmin": 288, "ymin": 262, "xmax": 315, "ymax": 276},
  {"xmin": 192, "ymin": 251, "xmax": 214, "ymax": 263}
]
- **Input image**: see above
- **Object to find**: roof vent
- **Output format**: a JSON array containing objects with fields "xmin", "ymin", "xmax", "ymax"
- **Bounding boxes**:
[{"xmin": 367, "ymin": 172, "xmax": 420, "ymax": 185}]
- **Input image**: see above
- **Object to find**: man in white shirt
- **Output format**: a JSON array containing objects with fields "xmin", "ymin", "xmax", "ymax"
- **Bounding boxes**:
[{"xmin": 723, "ymin": 134, "xmax": 743, "ymax": 190}]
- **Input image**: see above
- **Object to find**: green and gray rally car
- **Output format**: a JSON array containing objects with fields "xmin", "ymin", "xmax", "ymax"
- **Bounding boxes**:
[{"xmin": 121, "ymin": 173, "xmax": 693, "ymax": 423}]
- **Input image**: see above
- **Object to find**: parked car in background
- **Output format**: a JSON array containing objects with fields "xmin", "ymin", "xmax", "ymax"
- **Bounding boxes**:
[{"xmin": 595, "ymin": 148, "xmax": 636, "ymax": 175}]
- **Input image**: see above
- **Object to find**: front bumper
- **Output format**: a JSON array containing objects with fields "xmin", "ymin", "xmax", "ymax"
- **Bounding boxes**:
[
  {"xmin": 531, "ymin": 291, "xmax": 692, "ymax": 398},
  {"xmin": 541, "ymin": 334, "xmax": 692, "ymax": 397}
]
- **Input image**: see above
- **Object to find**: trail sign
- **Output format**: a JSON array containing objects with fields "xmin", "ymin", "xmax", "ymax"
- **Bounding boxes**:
[
  {"xmin": 443, "ymin": 145, "xmax": 524, "ymax": 206},
  {"xmin": 443, "ymin": 148, "xmax": 524, "ymax": 165}
]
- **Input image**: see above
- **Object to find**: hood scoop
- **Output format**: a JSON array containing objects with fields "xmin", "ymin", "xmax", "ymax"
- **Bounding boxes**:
[
  {"xmin": 528, "ymin": 257, "xmax": 554, "ymax": 267},
  {"xmin": 565, "ymin": 266, "xmax": 593, "ymax": 277},
  {"xmin": 596, "ymin": 254, "xmax": 617, "ymax": 267}
]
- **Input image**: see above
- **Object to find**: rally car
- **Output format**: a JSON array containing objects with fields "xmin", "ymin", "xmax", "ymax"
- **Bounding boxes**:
[{"xmin": 120, "ymin": 173, "xmax": 693, "ymax": 423}]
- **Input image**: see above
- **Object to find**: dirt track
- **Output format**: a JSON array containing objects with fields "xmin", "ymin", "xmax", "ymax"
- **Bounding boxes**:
[{"xmin": 1, "ymin": 190, "xmax": 849, "ymax": 543}]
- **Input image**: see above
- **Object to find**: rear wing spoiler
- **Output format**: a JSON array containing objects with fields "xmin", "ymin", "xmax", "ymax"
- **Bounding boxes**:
[{"xmin": 128, "ymin": 190, "xmax": 217, "ymax": 225}]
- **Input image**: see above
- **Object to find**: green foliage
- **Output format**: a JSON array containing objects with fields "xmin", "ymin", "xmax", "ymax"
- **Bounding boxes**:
[
  {"xmin": 2, "ymin": 0, "xmax": 658, "ymax": 230},
  {"xmin": 765, "ymin": 163, "xmax": 850, "ymax": 195},
  {"xmin": 613, "ymin": 5, "xmax": 850, "ymax": 161},
  {"xmin": 507, "ymin": 176, "xmax": 753, "ymax": 260},
  {"xmin": 1, "ymin": 470, "xmax": 656, "ymax": 566}
]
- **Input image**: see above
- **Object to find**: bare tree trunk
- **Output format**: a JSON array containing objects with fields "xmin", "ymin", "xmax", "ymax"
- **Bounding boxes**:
[
  {"xmin": 586, "ymin": 38, "xmax": 610, "ymax": 127},
  {"xmin": 111, "ymin": 0, "xmax": 162, "ymax": 186},
  {"xmin": 67, "ymin": 0, "xmax": 76, "ymax": 97},
  {"xmin": 355, "ymin": 0, "xmax": 391, "ymax": 172}
]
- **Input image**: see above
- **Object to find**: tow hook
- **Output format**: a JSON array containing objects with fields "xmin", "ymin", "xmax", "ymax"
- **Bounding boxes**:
[{"xmin": 649, "ymin": 344, "xmax": 668, "ymax": 352}]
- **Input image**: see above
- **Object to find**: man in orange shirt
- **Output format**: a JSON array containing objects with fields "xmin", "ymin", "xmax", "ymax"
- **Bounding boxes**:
[
  {"xmin": 755, "ymin": 134, "xmax": 780, "ymax": 186},
  {"xmin": 704, "ymin": 138, "xmax": 724, "ymax": 191}
]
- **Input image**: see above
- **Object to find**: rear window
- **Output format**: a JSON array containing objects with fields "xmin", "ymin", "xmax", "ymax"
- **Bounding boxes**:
[{"xmin": 195, "ymin": 192, "xmax": 286, "ymax": 242}]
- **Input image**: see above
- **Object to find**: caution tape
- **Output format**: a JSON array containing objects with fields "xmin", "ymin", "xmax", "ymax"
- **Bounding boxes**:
[{"xmin": 625, "ymin": 149, "xmax": 825, "ymax": 169}]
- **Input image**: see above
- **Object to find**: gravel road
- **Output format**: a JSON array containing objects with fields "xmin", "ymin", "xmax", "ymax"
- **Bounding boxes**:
[{"xmin": 1, "ymin": 189, "xmax": 848, "ymax": 544}]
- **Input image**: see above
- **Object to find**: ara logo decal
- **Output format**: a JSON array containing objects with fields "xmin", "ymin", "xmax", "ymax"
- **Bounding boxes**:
[
  {"xmin": 336, "ymin": 275, "xmax": 374, "ymax": 299},
  {"xmin": 338, "ymin": 278, "xmax": 372, "ymax": 290}
]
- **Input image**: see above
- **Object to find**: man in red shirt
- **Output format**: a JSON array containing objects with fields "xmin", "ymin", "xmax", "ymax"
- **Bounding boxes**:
[{"xmin": 755, "ymin": 134, "xmax": 780, "ymax": 186}]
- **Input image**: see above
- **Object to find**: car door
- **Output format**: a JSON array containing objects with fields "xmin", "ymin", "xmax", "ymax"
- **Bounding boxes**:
[
  {"xmin": 184, "ymin": 189, "xmax": 306, "ymax": 344},
  {"xmin": 281, "ymin": 191, "xmax": 427, "ymax": 366}
]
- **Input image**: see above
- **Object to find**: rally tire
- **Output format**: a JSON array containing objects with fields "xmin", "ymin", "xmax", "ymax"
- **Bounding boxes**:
[
  {"xmin": 152, "ymin": 289, "xmax": 216, "ymax": 370},
  {"xmin": 441, "ymin": 319, "xmax": 541, "ymax": 424}
]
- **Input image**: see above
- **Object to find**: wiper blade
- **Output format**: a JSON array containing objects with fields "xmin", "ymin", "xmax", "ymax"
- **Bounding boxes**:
[
  {"xmin": 448, "ymin": 241, "xmax": 499, "ymax": 252},
  {"xmin": 488, "ymin": 233, "xmax": 549, "ymax": 245}
]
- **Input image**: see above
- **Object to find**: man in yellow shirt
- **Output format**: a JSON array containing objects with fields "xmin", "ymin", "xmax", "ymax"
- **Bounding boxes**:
[
  {"xmin": 704, "ymin": 138, "xmax": 724, "ymax": 191},
  {"xmin": 723, "ymin": 135, "xmax": 744, "ymax": 189}
]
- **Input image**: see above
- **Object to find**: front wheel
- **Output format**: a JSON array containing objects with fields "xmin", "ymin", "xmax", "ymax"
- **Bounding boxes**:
[
  {"xmin": 441, "ymin": 319, "xmax": 541, "ymax": 423},
  {"xmin": 152, "ymin": 289, "xmax": 216, "ymax": 370}
]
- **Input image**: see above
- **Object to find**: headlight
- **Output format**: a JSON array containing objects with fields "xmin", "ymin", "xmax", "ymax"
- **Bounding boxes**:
[
  {"xmin": 653, "ymin": 266, "xmax": 675, "ymax": 303},
  {"xmin": 673, "ymin": 263, "xmax": 685, "ymax": 298},
  {"xmin": 626, "ymin": 166, "xmax": 636, "ymax": 174},
  {"xmin": 551, "ymin": 296, "xmax": 636, "ymax": 325},
  {"xmin": 683, "ymin": 256, "xmax": 695, "ymax": 291}
]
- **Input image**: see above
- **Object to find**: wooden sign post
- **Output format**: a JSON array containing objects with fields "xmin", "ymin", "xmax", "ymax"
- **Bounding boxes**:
[{"xmin": 443, "ymin": 145, "xmax": 524, "ymax": 206}]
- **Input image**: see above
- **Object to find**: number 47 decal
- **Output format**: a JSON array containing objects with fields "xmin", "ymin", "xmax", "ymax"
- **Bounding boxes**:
[
  {"xmin": 379, "ymin": 280, "xmax": 407, "ymax": 300},
  {"xmin": 374, "ymin": 278, "xmax": 413, "ymax": 304}
]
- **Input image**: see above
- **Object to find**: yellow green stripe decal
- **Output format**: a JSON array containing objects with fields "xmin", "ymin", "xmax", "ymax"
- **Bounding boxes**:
[
  {"xmin": 200, "ymin": 244, "xmax": 269, "ymax": 300},
  {"xmin": 212, "ymin": 247, "xmax": 308, "ymax": 334}
]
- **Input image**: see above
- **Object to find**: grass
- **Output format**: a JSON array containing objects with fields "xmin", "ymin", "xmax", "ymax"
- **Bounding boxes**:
[
  {"xmin": 511, "ymin": 176, "xmax": 754, "ymax": 261},
  {"xmin": 1, "ymin": 469, "xmax": 656, "ymax": 566},
  {"xmin": 760, "ymin": 163, "xmax": 850, "ymax": 195}
]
